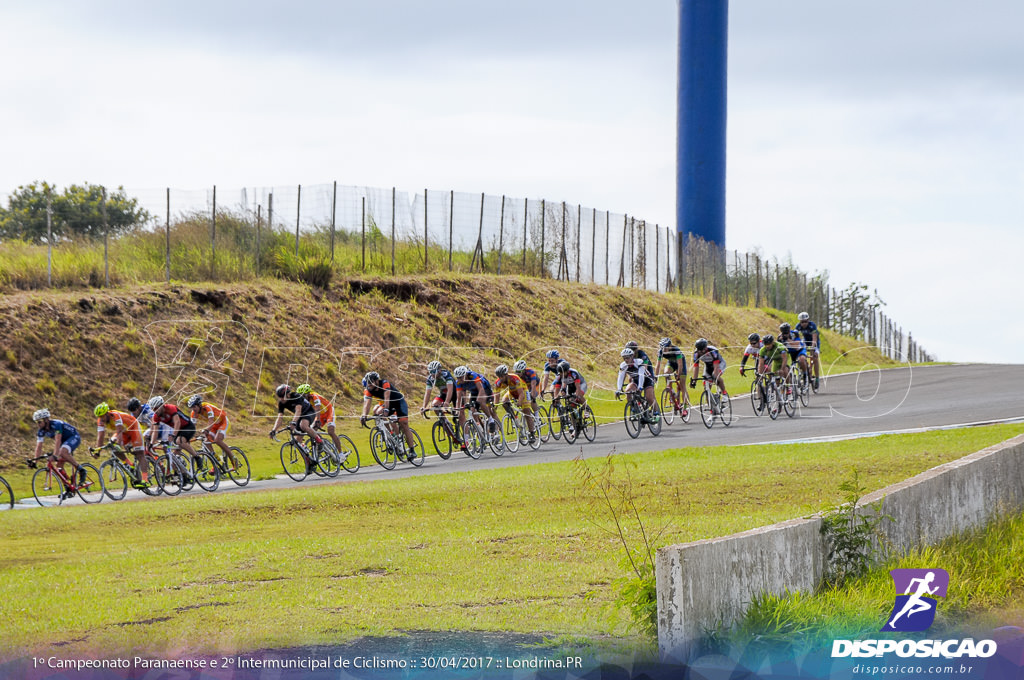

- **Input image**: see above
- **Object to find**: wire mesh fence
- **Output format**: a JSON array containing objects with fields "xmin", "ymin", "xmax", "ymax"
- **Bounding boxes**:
[{"xmin": 0, "ymin": 181, "xmax": 931, "ymax": 362}]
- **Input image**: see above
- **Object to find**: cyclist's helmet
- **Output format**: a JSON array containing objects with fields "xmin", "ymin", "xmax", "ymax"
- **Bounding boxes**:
[
  {"xmin": 798, "ymin": 312, "xmax": 810, "ymax": 322},
  {"xmin": 513, "ymin": 360, "xmax": 527, "ymax": 373},
  {"xmin": 363, "ymin": 372, "xmax": 380, "ymax": 386},
  {"xmin": 147, "ymin": 396, "xmax": 165, "ymax": 411},
  {"xmin": 94, "ymin": 402, "xmax": 110, "ymax": 418},
  {"xmin": 275, "ymin": 384, "xmax": 290, "ymax": 399},
  {"xmin": 427, "ymin": 360, "xmax": 442, "ymax": 374},
  {"xmin": 763, "ymin": 334, "xmax": 775, "ymax": 345},
  {"xmin": 295, "ymin": 383, "xmax": 312, "ymax": 395},
  {"xmin": 748, "ymin": 333, "xmax": 761, "ymax": 344},
  {"xmin": 695, "ymin": 338, "xmax": 708, "ymax": 351},
  {"xmin": 625, "ymin": 340, "xmax": 639, "ymax": 351},
  {"xmin": 33, "ymin": 408, "xmax": 50, "ymax": 422},
  {"xmin": 557, "ymin": 360, "xmax": 571, "ymax": 374},
  {"xmin": 620, "ymin": 347, "xmax": 634, "ymax": 358},
  {"xmin": 453, "ymin": 365, "xmax": 468, "ymax": 379},
  {"xmin": 779, "ymin": 323, "xmax": 791, "ymax": 334},
  {"xmin": 495, "ymin": 364, "xmax": 509, "ymax": 377},
  {"xmin": 546, "ymin": 349, "xmax": 560, "ymax": 360},
  {"xmin": 659, "ymin": 337, "xmax": 672, "ymax": 348},
  {"xmin": 186, "ymin": 394, "xmax": 203, "ymax": 409},
  {"xmin": 126, "ymin": 397, "xmax": 141, "ymax": 412}
]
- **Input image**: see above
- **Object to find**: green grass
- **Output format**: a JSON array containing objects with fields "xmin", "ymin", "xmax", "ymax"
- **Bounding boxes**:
[{"xmin": 1, "ymin": 423, "xmax": 1022, "ymax": 661}]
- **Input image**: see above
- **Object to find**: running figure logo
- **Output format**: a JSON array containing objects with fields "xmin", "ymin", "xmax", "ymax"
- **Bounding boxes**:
[{"xmin": 883, "ymin": 568, "xmax": 949, "ymax": 632}]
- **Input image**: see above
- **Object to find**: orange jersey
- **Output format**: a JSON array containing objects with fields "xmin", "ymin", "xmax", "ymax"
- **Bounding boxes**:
[
  {"xmin": 309, "ymin": 391, "xmax": 335, "ymax": 427},
  {"xmin": 192, "ymin": 402, "xmax": 228, "ymax": 428},
  {"xmin": 97, "ymin": 410, "xmax": 140, "ymax": 434}
]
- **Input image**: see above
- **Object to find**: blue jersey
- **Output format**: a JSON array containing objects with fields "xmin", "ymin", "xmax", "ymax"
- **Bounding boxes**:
[
  {"xmin": 796, "ymin": 321, "xmax": 819, "ymax": 347},
  {"xmin": 36, "ymin": 419, "xmax": 79, "ymax": 443}
]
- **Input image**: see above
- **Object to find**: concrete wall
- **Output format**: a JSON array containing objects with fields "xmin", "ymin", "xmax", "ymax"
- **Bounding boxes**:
[{"xmin": 656, "ymin": 434, "xmax": 1024, "ymax": 662}]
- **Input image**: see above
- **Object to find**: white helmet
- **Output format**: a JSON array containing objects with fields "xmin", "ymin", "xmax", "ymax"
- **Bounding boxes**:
[
  {"xmin": 33, "ymin": 408, "xmax": 50, "ymax": 422},
  {"xmin": 495, "ymin": 364, "xmax": 509, "ymax": 377},
  {"xmin": 513, "ymin": 360, "xmax": 527, "ymax": 372},
  {"xmin": 427, "ymin": 360, "xmax": 442, "ymax": 373},
  {"xmin": 620, "ymin": 348, "xmax": 634, "ymax": 358},
  {"xmin": 147, "ymin": 395, "xmax": 165, "ymax": 410},
  {"xmin": 453, "ymin": 365, "xmax": 468, "ymax": 379},
  {"xmin": 798, "ymin": 312, "xmax": 810, "ymax": 321}
]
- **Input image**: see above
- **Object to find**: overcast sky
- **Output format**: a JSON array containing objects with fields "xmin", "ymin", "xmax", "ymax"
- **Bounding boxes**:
[{"xmin": 2, "ymin": 1, "xmax": 1021, "ymax": 364}]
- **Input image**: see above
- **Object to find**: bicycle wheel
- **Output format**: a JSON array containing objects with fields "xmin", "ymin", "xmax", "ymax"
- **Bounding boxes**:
[
  {"xmin": 524, "ymin": 413, "xmax": 543, "ymax": 450},
  {"xmin": 0, "ymin": 476, "xmax": 12, "ymax": 510},
  {"xmin": 75, "ymin": 463, "xmax": 104, "ymax": 504},
  {"xmin": 720, "ymin": 394, "xmax": 733, "ymax": 427},
  {"xmin": 370, "ymin": 429, "xmax": 397, "ymax": 470},
  {"xmin": 32, "ymin": 467, "xmax": 65, "ymax": 506},
  {"xmin": 659, "ymin": 388, "xmax": 676, "ymax": 426},
  {"xmin": 193, "ymin": 452, "xmax": 221, "ymax": 491},
  {"xmin": 432, "ymin": 420, "xmax": 453, "ymax": 460},
  {"xmin": 334, "ymin": 434, "xmax": 360, "ymax": 473},
  {"xmin": 406, "ymin": 430, "xmax": 425, "ymax": 467},
  {"xmin": 485, "ymin": 417, "xmax": 505, "ymax": 456},
  {"xmin": 175, "ymin": 452, "xmax": 196, "ymax": 491},
  {"xmin": 647, "ymin": 403, "xmax": 662, "ymax": 436},
  {"xmin": 782, "ymin": 377, "xmax": 796, "ymax": 418},
  {"xmin": 535, "ymin": 405, "xmax": 551, "ymax": 443},
  {"xmin": 798, "ymin": 370, "xmax": 810, "ymax": 408},
  {"xmin": 226, "ymin": 446, "xmax": 252, "ymax": 485},
  {"xmin": 463, "ymin": 421, "xmax": 483, "ymax": 459},
  {"xmin": 138, "ymin": 459, "xmax": 164, "ymax": 497},
  {"xmin": 316, "ymin": 441, "xmax": 342, "ymax": 477},
  {"xmin": 560, "ymin": 408, "xmax": 578, "ymax": 444},
  {"xmin": 548, "ymin": 405, "xmax": 563, "ymax": 440},
  {"xmin": 767, "ymin": 383, "xmax": 781, "ymax": 420},
  {"xmin": 280, "ymin": 441, "xmax": 309, "ymax": 481},
  {"xmin": 750, "ymin": 379, "xmax": 765, "ymax": 416},
  {"xmin": 501, "ymin": 414, "xmax": 520, "ymax": 453},
  {"xmin": 99, "ymin": 459, "xmax": 129, "ymax": 501},
  {"xmin": 699, "ymin": 390, "xmax": 715, "ymax": 429},
  {"xmin": 580, "ymin": 405, "xmax": 597, "ymax": 442},
  {"xmin": 155, "ymin": 454, "xmax": 182, "ymax": 496},
  {"xmin": 623, "ymin": 399, "xmax": 642, "ymax": 439}
]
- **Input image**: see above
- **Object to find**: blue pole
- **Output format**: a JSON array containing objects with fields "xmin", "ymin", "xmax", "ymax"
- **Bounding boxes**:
[{"xmin": 677, "ymin": 0, "xmax": 728, "ymax": 248}]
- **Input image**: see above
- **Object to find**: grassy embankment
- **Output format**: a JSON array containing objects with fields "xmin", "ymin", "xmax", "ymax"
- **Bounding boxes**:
[{"xmin": 1, "ymin": 423, "xmax": 1022, "ymax": 661}]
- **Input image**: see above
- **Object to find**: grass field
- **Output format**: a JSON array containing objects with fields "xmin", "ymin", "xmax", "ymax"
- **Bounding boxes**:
[{"xmin": 2, "ymin": 422, "xmax": 1023, "ymax": 662}]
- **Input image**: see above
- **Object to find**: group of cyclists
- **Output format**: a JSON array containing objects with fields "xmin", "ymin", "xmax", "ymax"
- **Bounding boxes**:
[{"xmin": 28, "ymin": 312, "xmax": 823, "ymax": 497}]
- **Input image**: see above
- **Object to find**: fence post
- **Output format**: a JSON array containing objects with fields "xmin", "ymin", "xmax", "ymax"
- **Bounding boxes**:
[
  {"xmin": 522, "ymin": 198, "xmax": 528, "ymax": 273},
  {"xmin": 391, "ymin": 187, "xmax": 396, "ymax": 275},
  {"xmin": 655, "ymin": 225, "xmax": 660, "ymax": 292},
  {"xmin": 559, "ymin": 201, "xmax": 568, "ymax": 281},
  {"xmin": 361, "ymin": 195, "xmax": 366, "ymax": 272},
  {"xmin": 165, "ymin": 188, "xmax": 171, "ymax": 283},
  {"xmin": 424, "ymin": 188, "xmax": 428, "ymax": 272},
  {"xmin": 591, "ymin": 208, "xmax": 597, "ymax": 283},
  {"xmin": 255, "ymin": 204, "xmax": 262, "ymax": 277},
  {"xmin": 211, "ymin": 185, "xmax": 217, "ymax": 280},
  {"xmin": 498, "ymin": 194, "xmax": 505, "ymax": 275},
  {"xmin": 471, "ymin": 192, "xmax": 485, "ymax": 272},
  {"xmin": 102, "ymin": 187, "xmax": 109, "ymax": 287},
  {"xmin": 269, "ymin": 192, "xmax": 275, "ymax": 269},
  {"xmin": 295, "ymin": 184, "xmax": 301, "ymax": 256},
  {"xmin": 331, "ymin": 181, "xmax": 337, "ymax": 264},
  {"xmin": 605, "ymin": 210, "xmax": 610, "ymax": 285},
  {"xmin": 540, "ymin": 199, "xmax": 546, "ymax": 278},
  {"xmin": 575, "ymin": 203, "xmax": 581, "ymax": 283},
  {"xmin": 46, "ymin": 194, "xmax": 53, "ymax": 287}
]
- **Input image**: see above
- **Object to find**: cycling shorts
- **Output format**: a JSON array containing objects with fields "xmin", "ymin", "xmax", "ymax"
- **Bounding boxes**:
[
  {"xmin": 386, "ymin": 398, "xmax": 410, "ymax": 419},
  {"xmin": 703, "ymin": 359, "xmax": 726, "ymax": 379},
  {"xmin": 60, "ymin": 433, "xmax": 82, "ymax": 454},
  {"xmin": 174, "ymin": 422, "xmax": 197, "ymax": 443},
  {"xmin": 787, "ymin": 348, "xmax": 807, "ymax": 361},
  {"xmin": 120, "ymin": 429, "xmax": 145, "ymax": 450}
]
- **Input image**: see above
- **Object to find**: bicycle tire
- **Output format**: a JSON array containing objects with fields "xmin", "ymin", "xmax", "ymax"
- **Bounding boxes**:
[
  {"xmin": 535, "ymin": 405, "xmax": 551, "ymax": 443},
  {"xmin": 720, "ymin": 394, "xmax": 733, "ymax": 427},
  {"xmin": 647, "ymin": 403, "xmax": 662, "ymax": 436},
  {"xmin": 0, "ymin": 476, "xmax": 12, "ymax": 510},
  {"xmin": 432, "ymin": 420, "xmax": 453, "ymax": 460},
  {"xmin": 501, "ymin": 414, "xmax": 520, "ymax": 453},
  {"xmin": 548, "ymin": 405, "xmax": 563, "ymax": 440},
  {"xmin": 175, "ymin": 452, "xmax": 196, "ymax": 491},
  {"xmin": 370, "ymin": 429, "xmax": 397, "ymax": 470},
  {"xmin": 193, "ymin": 452, "xmax": 220, "ymax": 491},
  {"xmin": 335, "ymin": 434, "xmax": 360, "ymax": 473},
  {"xmin": 32, "ymin": 467, "xmax": 65, "ymax": 506},
  {"xmin": 226, "ymin": 446, "xmax": 252, "ymax": 485},
  {"xmin": 138, "ymin": 459, "xmax": 164, "ymax": 497},
  {"xmin": 524, "ymin": 412, "xmax": 542, "ymax": 450},
  {"xmin": 99, "ymin": 459, "xmax": 129, "ymax": 501},
  {"xmin": 581, "ymin": 405, "xmax": 597, "ymax": 442},
  {"xmin": 699, "ymin": 390, "xmax": 715, "ymax": 429},
  {"xmin": 750, "ymin": 378, "xmax": 765, "ymax": 416},
  {"xmin": 767, "ymin": 382, "xmax": 781, "ymax": 420},
  {"xmin": 280, "ymin": 441, "xmax": 309, "ymax": 481},
  {"xmin": 75, "ymin": 463, "xmax": 104, "ymax": 504},
  {"xmin": 659, "ymin": 388, "xmax": 676, "ymax": 426},
  {"xmin": 798, "ymin": 370, "xmax": 810, "ymax": 407},
  {"xmin": 155, "ymin": 454, "xmax": 182, "ymax": 496},
  {"xmin": 316, "ymin": 440, "xmax": 342, "ymax": 477},
  {"xmin": 560, "ymin": 406, "xmax": 578, "ymax": 444},
  {"xmin": 783, "ymin": 376, "xmax": 797, "ymax": 418},
  {"xmin": 406, "ymin": 430, "xmax": 425, "ymax": 467},
  {"xmin": 463, "ymin": 420, "xmax": 484, "ymax": 459},
  {"xmin": 623, "ymin": 399, "xmax": 642, "ymax": 439}
]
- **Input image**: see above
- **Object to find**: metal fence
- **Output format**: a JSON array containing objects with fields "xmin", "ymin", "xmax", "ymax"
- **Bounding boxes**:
[{"xmin": 0, "ymin": 181, "xmax": 931, "ymax": 362}]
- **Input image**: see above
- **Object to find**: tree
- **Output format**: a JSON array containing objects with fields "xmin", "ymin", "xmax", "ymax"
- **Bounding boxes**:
[{"xmin": 0, "ymin": 181, "xmax": 152, "ymax": 243}]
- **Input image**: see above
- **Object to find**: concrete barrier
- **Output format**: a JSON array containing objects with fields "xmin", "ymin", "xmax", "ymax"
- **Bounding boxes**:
[{"xmin": 656, "ymin": 434, "xmax": 1024, "ymax": 661}]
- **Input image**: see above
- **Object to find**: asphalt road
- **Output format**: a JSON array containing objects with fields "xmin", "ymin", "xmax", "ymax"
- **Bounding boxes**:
[{"xmin": 10, "ymin": 364, "xmax": 1024, "ymax": 508}]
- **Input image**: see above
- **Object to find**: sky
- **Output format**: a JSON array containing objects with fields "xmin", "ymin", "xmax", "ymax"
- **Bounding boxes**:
[{"xmin": 1, "ymin": 0, "xmax": 1021, "ymax": 364}]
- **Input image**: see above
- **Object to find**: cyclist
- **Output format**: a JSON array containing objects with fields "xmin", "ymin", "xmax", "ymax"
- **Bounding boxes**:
[
  {"xmin": 654, "ymin": 337, "xmax": 690, "ymax": 416},
  {"xmin": 625, "ymin": 340, "xmax": 654, "ymax": 373},
  {"xmin": 127, "ymin": 397, "xmax": 172, "ymax": 445},
  {"xmin": 32, "ymin": 408, "xmax": 87, "ymax": 499},
  {"xmin": 270, "ymin": 384, "xmax": 322, "ymax": 474},
  {"xmin": 690, "ymin": 338, "xmax": 729, "ymax": 402},
  {"xmin": 778, "ymin": 323, "xmax": 811, "ymax": 383},
  {"xmin": 186, "ymin": 394, "xmax": 233, "ymax": 464},
  {"xmin": 616, "ymin": 347, "xmax": 656, "ymax": 419},
  {"xmin": 795, "ymin": 312, "xmax": 822, "ymax": 389},
  {"xmin": 93, "ymin": 402, "xmax": 149, "ymax": 487},
  {"xmin": 539, "ymin": 349, "xmax": 563, "ymax": 395},
  {"xmin": 514, "ymin": 359, "xmax": 542, "ymax": 406},
  {"xmin": 453, "ymin": 365, "xmax": 499, "ymax": 439},
  {"xmin": 420, "ymin": 360, "xmax": 458, "ymax": 417},
  {"xmin": 756, "ymin": 334, "xmax": 790, "ymax": 383},
  {"xmin": 551, "ymin": 360, "xmax": 588, "ymax": 408},
  {"xmin": 738, "ymin": 333, "xmax": 763, "ymax": 377},
  {"xmin": 494, "ymin": 364, "xmax": 536, "ymax": 440},
  {"xmin": 294, "ymin": 383, "xmax": 350, "ymax": 464},
  {"xmin": 148, "ymin": 396, "xmax": 202, "ymax": 464},
  {"xmin": 360, "ymin": 372, "xmax": 418, "ymax": 459}
]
